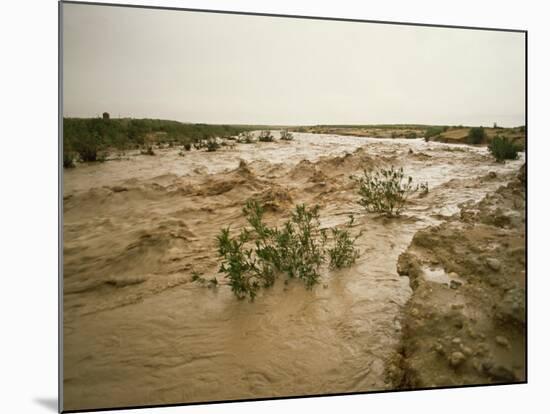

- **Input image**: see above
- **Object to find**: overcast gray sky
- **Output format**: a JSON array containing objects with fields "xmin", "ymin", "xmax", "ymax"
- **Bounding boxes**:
[{"xmin": 63, "ymin": 3, "xmax": 525, "ymax": 127}]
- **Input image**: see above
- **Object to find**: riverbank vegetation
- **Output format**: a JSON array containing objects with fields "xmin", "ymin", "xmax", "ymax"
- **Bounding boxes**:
[{"xmin": 63, "ymin": 117, "xmax": 255, "ymax": 165}]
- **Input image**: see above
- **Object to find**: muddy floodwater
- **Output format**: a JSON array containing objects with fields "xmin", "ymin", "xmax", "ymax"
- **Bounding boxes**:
[{"xmin": 63, "ymin": 133, "xmax": 524, "ymax": 410}]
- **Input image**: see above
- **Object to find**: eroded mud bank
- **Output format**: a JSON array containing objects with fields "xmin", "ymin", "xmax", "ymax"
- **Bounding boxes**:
[
  {"xmin": 63, "ymin": 133, "xmax": 524, "ymax": 410},
  {"xmin": 392, "ymin": 165, "xmax": 526, "ymax": 388}
]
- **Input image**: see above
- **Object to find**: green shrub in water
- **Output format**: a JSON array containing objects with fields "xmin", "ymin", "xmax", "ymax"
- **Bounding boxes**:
[
  {"xmin": 280, "ymin": 130, "xmax": 294, "ymax": 141},
  {"xmin": 237, "ymin": 131, "xmax": 255, "ymax": 144},
  {"xmin": 216, "ymin": 201, "xmax": 361, "ymax": 300},
  {"xmin": 489, "ymin": 135, "xmax": 519, "ymax": 162},
  {"xmin": 258, "ymin": 130, "xmax": 275, "ymax": 142},
  {"xmin": 354, "ymin": 166, "xmax": 426, "ymax": 217},
  {"xmin": 328, "ymin": 215, "xmax": 361, "ymax": 269}
]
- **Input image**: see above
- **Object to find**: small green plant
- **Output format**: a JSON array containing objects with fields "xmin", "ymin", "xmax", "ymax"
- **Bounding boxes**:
[
  {"xmin": 183, "ymin": 142, "xmax": 192, "ymax": 151},
  {"xmin": 467, "ymin": 127, "xmax": 486, "ymax": 145},
  {"xmin": 191, "ymin": 271, "xmax": 203, "ymax": 282},
  {"xmin": 488, "ymin": 135, "xmax": 519, "ymax": 162},
  {"xmin": 328, "ymin": 215, "xmax": 361, "ymax": 269},
  {"xmin": 217, "ymin": 225, "xmax": 271, "ymax": 301},
  {"xmin": 271, "ymin": 204, "xmax": 327, "ymax": 288},
  {"xmin": 258, "ymin": 130, "xmax": 275, "ymax": 142},
  {"xmin": 280, "ymin": 130, "xmax": 294, "ymax": 141},
  {"xmin": 353, "ymin": 166, "xmax": 425, "ymax": 217},
  {"xmin": 406, "ymin": 131, "xmax": 417, "ymax": 139}
]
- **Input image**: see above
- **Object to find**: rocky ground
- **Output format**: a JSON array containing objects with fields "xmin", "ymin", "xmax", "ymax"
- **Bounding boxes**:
[{"xmin": 389, "ymin": 165, "xmax": 526, "ymax": 388}]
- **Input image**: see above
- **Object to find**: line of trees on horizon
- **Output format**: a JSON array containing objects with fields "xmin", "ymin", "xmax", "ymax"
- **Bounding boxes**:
[{"xmin": 62, "ymin": 115, "xmax": 254, "ymax": 166}]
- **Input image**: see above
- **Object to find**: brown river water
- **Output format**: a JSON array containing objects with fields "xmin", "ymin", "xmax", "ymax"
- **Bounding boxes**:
[{"xmin": 62, "ymin": 133, "xmax": 524, "ymax": 410}]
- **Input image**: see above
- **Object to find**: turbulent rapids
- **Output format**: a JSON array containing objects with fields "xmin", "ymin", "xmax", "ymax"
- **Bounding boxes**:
[{"xmin": 63, "ymin": 133, "xmax": 524, "ymax": 410}]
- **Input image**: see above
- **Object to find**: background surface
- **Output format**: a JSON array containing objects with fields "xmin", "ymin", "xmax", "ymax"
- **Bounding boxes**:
[{"xmin": 0, "ymin": 0, "xmax": 547, "ymax": 413}]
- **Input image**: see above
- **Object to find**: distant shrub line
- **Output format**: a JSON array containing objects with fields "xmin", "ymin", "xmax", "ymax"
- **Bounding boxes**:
[{"xmin": 63, "ymin": 117, "xmax": 253, "ymax": 167}]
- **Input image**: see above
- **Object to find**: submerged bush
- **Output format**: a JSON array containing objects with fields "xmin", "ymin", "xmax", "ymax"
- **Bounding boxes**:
[
  {"xmin": 268, "ymin": 204, "xmax": 327, "ymax": 288},
  {"xmin": 258, "ymin": 130, "xmax": 275, "ymax": 142},
  {"xmin": 206, "ymin": 138, "xmax": 220, "ymax": 152},
  {"xmin": 192, "ymin": 138, "xmax": 220, "ymax": 151},
  {"xmin": 63, "ymin": 152, "xmax": 76, "ymax": 168},
  {"xmin": 489, "ymin": 135, "xmax": 519, "ymax": 162},
  {"xmin": 140, "ymin": 146, "xmax": 155, "ymax": 156},
  {"xmin": 328, "ymin": 215, "xmax": 361, "ymax": 269},
  {"xmin": 280, "ymin": 130, "xmax": 294, "ymax": 141},
  {"xmin": 217, "ymin": 222, "xmax": 274, "ymax": 301},
  {"xmin": 353, "ymin": 166, "xmax": 426, "ymax": 217},
  {"xmin": 467, "ymin": 127, "xmax": 486, "ymax": 144},
  {"xmin": 237, "ymin": 131, "xmax": 255, "ymax": 144},
  {"xmin": 216, "ymin": 201, "xmax": 361, "ymax": 300},
  {"xmin": 191, "ymin": 271, "xmax": 218, "ymax": 288}
]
